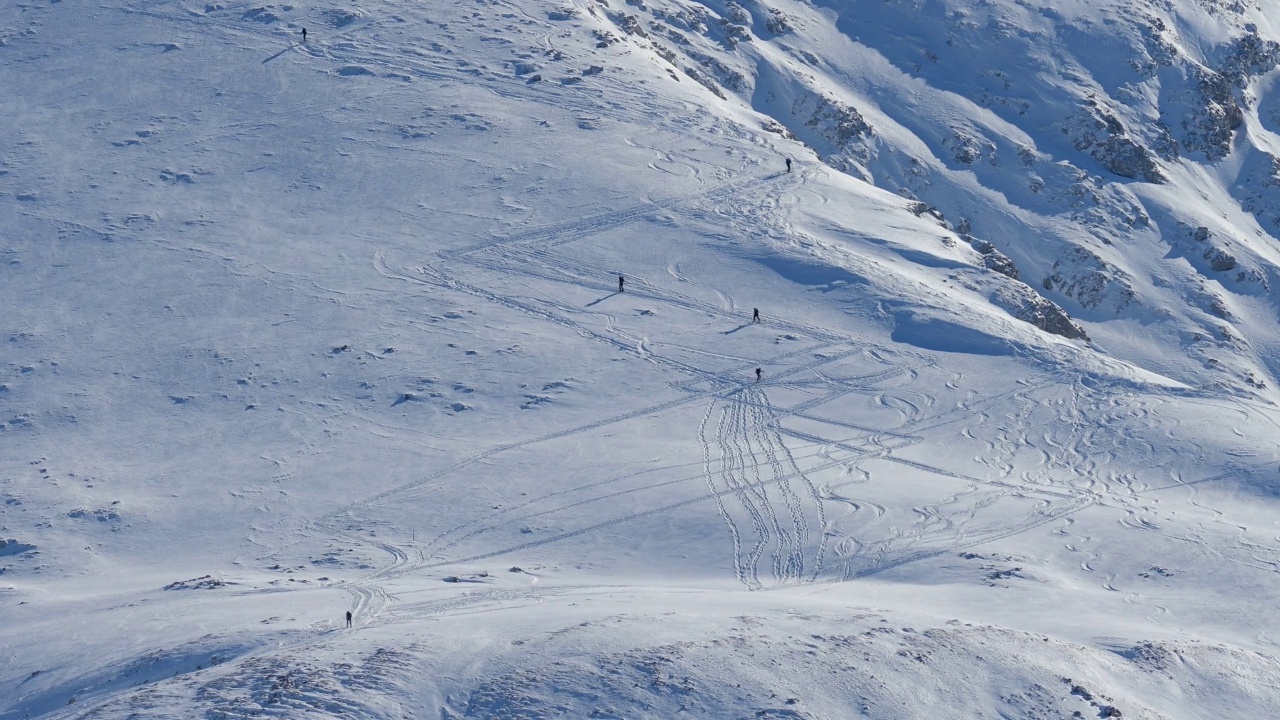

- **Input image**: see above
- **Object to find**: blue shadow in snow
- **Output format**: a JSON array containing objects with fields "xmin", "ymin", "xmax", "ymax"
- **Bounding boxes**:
[
  {"xmin": 891, "ymin": 312, "xmax": 1011, "ymax": 356},
  {"xmin": 586, "ymin": 291, "xmax": 621, "ymax": 307},
  {"xmin": 754, "ymin": 255, "xmax": 869, "ymax": 293},
  {"xmin": 263, "ymin": 45, "xmax": 293, "ymax": 64}
]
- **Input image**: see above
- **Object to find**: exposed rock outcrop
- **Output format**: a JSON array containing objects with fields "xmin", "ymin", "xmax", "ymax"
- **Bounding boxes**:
[
  {"xmin": 993, "ymin": 283, "xmax": 1089, "ymax": 340},
  {"xmin": 1062, "ymin": 99, "xmax": 1164, "ymax": 183},
  {"xmin": 1042, "ymin": 247, "xmax": 1137, "ymax": 314}
]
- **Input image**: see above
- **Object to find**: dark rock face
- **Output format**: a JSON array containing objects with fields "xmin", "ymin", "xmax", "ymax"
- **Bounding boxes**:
[
  {"xmin": 798, "ymin": 94, "xmax": 874, "ymax": 146},
  {"xmin": 1042, "ymin": 248, "xmax": 1137, "ymax": 315},
  {"xmin": 765, "ymin": 9, "xmax": 792, "ymax": 36},
  {"xmin": 955, "ymin": 235, "xmax": 1086, "ymax": 340},
  {"xmin": 1000, "ymin": 284, "xmax": 1090, "ymax": 340},
  {"xmin": 1180, "ymin": 69, "xmax": 1244, "ymax": 162},
  {"xmin": 1062, "ymin": 101, "xmax": 1165, "ymax": 183},
  {"xmin": 1021, "ymin": 299, "xmax": 1089, "ymax": 340},
  {"xmin": 1171, "ymin": 34, "xmax": 1280, "ymax": 161},
  {"xmin": 967, "ymin": 237, "xmax": 1020, "ymax": 281},
  {"xmin": 1204, "ymin": 247, "xmax": 1238, "ymax": 272},
  {"xmin": 1219, "ymin": 33, "xmax": 1280, "ymax": 88},
  {"xmin": 1096, "ymin": 134, "xmax": 1165, "ymax": 183}
]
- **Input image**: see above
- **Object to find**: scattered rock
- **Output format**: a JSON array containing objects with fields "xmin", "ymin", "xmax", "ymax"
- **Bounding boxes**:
[
  {"xmin": 1043, "ymin": 247, "xmax": 1136, "ymax": 314},
  {"xmin": 966, "ymin": 236, "xmax": 1019, "ymax": 281},
  {"xmin": 796, "ymin": 93, "xmax": 873, "ymax": 148},
  {"xmin": 1178, "ymin": 68, "xmax": 1243, "ymax": 162},
  {"xmin": 321, "ymin": 9, "xmax": 363, "ymax": 27},
  {"xmin": 0, "ymin": 539, "xmax": 36, "ymax": 556},
  {"xmin": 68, "ymin": 508, "xmax": 121, "ymax": 522},
  {"xmin": 241, "ymin": 7, "xmax": 278, "ymax": 23},
  {"xmin": 165, "ymin": 575, "xmax": 232, "ymax": 591},
  {"xmin": 765, "ymin": 8, "xmax": 792, "ymax": 35},
  {"xmin": 1203, "ymin": 246, "xmax": 1237, "ymax": 272},
  {"xmin": 1062, "ymin": 100, "xmax": 1164, "ymax": 183}
]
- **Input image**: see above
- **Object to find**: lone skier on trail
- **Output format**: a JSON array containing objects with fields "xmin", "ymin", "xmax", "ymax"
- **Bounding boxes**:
[
  {"xmin": 345, "ymin": 610, "xmax": 352, "ymax": 628},
  {"xmin": 785, "ymin": 157, "xmax": 792, "ymax": 173},
  {"xmin": 752, "ymin": 308, "xmax": 760, "ymax": 323},
  {"xmin": 755, "ymin": 367, "xmax": 762, "ymax": 382},
  {"xmin": 618, "ymin": 275, "xmax": 625, "ymax": 292},
  {"xmin": 301, "ymin": 27, "xmax": 307, "ymax": 42}
]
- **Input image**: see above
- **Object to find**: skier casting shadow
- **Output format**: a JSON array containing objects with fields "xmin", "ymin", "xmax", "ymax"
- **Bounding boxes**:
[
  {"xmin": 588, "ymin": 275, "xmax": 626, "ymax": 307},
  {"xmin": 262, "ymin": 44, "xmax": 293, "ymax": 63},
  {"xmin": 724, "ymin": 308, "xmax": 762, "ymax": 334}
]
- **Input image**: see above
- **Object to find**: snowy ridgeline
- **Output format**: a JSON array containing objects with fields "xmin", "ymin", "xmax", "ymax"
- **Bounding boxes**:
[{"xmin": 4, "ymin": 0, "xmax": 1280, "ymax": 717}]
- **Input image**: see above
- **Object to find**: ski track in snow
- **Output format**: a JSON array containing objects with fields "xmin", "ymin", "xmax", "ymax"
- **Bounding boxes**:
[
  {"xmin": 16, "ymin": 2, "xmax": 1280, "ymax": 715},
  {"xmin": 26, "ymin": 171, "xmax": 1246, "ymax": 720},
  {"xmin": 315, "ymin": 159, "xmax": 1216, "ymax": 621},
  {"xmin": 348, "ymin": 223, "xmax": 1115, "ymax": 601}
]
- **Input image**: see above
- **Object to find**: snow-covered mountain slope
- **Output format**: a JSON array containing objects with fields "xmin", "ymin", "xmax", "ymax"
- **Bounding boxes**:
[{"xmin": 5, "ymin": 0, "xmax": 1280, "ymax": 717}]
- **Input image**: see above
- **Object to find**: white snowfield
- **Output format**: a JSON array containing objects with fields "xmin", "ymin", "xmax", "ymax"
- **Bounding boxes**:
[{"xmin": 5, "ymin": 0, "xmax": 1280, "ymax": 716}]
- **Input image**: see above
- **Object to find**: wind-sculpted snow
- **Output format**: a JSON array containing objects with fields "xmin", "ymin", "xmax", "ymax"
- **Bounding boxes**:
[
  {"xmin": 24, "ymin": 601, "xmax": 1280, "ymax": 718},
  {"xmin": 5, "ymin": 0, "xmax": 1280, "ymax": 717}
]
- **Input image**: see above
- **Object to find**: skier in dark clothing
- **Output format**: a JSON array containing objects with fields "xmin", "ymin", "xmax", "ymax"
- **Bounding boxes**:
[
  {"xmin": 301, "ymin": 27, "xmax": 307, "ymax": 42},
  {"xmin": 618, "ymin": 275, "xmax": 625, "ymax": 292},
  {"xmin": 752, "ymin": 308, "xmax": 760, "ymax": 323},
  {"xmin": 755, "ymin": 367, "xmax": 762, "ymax": 382},
  {"xmin": 785, "ymin": 157, "xmax": 792, "ymax": 173},
  {"xmin": 345, "ymin": 610, "xmax": 352, "ymax": 628}
]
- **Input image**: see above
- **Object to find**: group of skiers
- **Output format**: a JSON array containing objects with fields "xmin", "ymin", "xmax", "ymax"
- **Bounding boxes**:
[
  {"xmin": 610, "ymin": 157, "xmax": 795, "ymax": 383},
  {"xmin": 340, "ymin": 160, "xmax": 794, "ymax": 631},
  {"xmin": 617, "ymin": 272, "xmax": 767, "ymax": 382}
]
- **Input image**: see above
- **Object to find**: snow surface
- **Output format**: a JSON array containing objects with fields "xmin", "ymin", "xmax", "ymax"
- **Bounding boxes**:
[{"xmin": 4, "ymin": 0, "xmax": 1280, "ymax": 716}]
